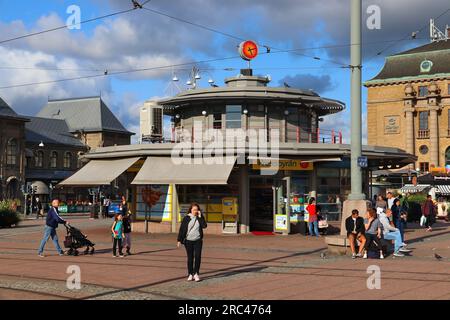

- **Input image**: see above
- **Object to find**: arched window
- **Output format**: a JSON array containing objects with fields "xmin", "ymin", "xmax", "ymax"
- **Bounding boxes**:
[
  {"xmin": 446, "ymin": 147, "xmax": 450, "ymax": 166},
  {"xmin": 50, "ymin": 151, "xmax": 58, "ymax": 168},
  {"xmin": 64, "ymin": 152, "xmax": 72, "ymax": 169},
  {"xmin": 35, "ymin": 151, "xmax": 44, "ymax": 168},
  {"xmin": 6, "ymin": 139, "xmax": 17, "ymax": 165}
]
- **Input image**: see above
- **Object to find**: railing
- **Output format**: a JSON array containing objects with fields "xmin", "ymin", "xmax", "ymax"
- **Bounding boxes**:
[
  {"xmin": 418, "ymin": 129, "xmax": 430, "ymax": 139},
  {"xmin": 171, "ymin": 127, "xmax": 343, "ymax": 144}
]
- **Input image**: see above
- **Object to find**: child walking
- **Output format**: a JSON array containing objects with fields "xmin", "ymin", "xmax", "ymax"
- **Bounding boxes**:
[
  {"xmin": 122, "ymin": 211, "xmax": 132, "ymax": 255},
  {"xmin": 111, "ymin": 214, "xmax": 125, "ymax": 258}
]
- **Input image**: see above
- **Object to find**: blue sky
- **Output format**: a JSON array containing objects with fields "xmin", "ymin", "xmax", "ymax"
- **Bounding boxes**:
[{"xmin": 0, "ymin": 0, "xmax": 447, "ymax": 143}]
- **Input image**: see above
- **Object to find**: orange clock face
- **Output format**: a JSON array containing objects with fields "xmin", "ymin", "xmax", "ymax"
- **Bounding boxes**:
[{"xmin": 239, "ymin": 40, "xmax": 258, "ymax": 60}]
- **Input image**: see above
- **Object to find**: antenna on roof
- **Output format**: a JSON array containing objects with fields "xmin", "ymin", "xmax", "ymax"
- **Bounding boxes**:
[{"xmin": 430, "ymin": 18, "xmax": 449, "ymax": 42}]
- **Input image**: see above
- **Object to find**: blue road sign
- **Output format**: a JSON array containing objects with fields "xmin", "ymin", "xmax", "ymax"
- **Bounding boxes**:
[{"xmin": 358, "ymin": 156, "xmax": 368, "ymax": 168}]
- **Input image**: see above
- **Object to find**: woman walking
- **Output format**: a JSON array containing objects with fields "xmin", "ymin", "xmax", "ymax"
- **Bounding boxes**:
[{"xmin": 177, "ymin": 203, "xmax": 207, "ymax": 282}]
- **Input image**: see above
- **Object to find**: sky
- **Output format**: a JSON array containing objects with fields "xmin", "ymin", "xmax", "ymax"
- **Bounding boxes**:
[{"xmin": 0, "ymin": 0, "xmax": 449, "ymax": 144}]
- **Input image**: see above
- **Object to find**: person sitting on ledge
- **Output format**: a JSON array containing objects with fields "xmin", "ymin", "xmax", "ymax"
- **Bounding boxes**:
[
  {"xmin": 345, "ymin": 209, "xmax": 366, "ymax": 259},
  {"xmin": 379, "ymin": 209, "xmax": 412, "ymax": 257}
]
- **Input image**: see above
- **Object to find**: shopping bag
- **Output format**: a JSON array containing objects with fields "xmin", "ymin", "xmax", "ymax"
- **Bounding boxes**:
[{"xmin": 420, "ymin": 215, "xmax": 427, "ymax": 227}]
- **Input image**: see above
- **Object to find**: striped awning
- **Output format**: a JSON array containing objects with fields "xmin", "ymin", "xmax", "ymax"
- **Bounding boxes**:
[
  {"xmin": 436, "ymin": 185, "xmax": 450, "ymax": 195},
  {"xmin": 400, "ymin": 184, "xmax": 431, "ymax": 193}
]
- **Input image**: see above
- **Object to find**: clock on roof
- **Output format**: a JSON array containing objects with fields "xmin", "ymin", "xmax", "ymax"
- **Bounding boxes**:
[{"xmin": 239, "ymin": 40, "xmax": 259, "ymax": 61}]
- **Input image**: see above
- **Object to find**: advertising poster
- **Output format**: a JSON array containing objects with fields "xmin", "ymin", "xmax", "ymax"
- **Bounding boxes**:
[
  {"xmin": 135, "ymin": 185, "xmax": 172, "ymax": 222},
  {"xmin": 275, "ymin": 214, "xmax": 288, "ymax": 231}
]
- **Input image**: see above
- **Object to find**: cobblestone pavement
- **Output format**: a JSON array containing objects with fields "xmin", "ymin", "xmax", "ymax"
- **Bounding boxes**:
[{"xmin": 0, "ymin": 217, "xmax": 449, "ymax": 300}]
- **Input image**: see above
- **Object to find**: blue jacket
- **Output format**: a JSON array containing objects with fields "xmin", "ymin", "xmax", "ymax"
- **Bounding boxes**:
[{"xmin": 46, "ymin": 207, "xmax": 66, "ymax": 228}]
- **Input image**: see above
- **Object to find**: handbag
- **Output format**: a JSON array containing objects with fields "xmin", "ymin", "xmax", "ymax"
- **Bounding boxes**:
[{"xmin": 420, "ymin": 215, "xmax": 427, "ymax": 227}]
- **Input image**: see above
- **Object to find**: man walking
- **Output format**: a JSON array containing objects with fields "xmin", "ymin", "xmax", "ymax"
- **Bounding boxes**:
[
  {"xmin": 36, "ymin": 197, "xmax": 43, "ymax": 219},
  {"xmin": 422, "ymin": 195, "xmax": 436, "ymax": 232},
  {"xmin": 38, "ymin": 199, "xmax": 67, "ymax": 257}
]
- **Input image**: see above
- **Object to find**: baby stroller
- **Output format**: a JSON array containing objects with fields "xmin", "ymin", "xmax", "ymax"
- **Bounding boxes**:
[
  {"xmin": 318, "ymin": 214, "xmax": 329, "ymax": 235},
  {"xmin": 64, "ymin": 224, "xmax": 95, "ymax": 256}
]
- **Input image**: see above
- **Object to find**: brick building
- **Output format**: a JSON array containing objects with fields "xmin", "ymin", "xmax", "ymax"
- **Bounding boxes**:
[
  {"xmin": 365, "ymin": 40, "xmax": 450, "ymax": 172},
  {"xmin": 0, "ymin": 98, "xmax": 28, "ymax": 200}
]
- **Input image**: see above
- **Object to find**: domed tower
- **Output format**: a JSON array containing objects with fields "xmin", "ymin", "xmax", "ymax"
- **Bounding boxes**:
[{"xmin": 160, "ymin": 68, "xmax": 345, "ymax": 144}]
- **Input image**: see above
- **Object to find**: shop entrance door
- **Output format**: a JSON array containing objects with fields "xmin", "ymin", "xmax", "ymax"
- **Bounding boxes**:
[
  {"xmin": 272, "ymin": 177, "xmax": 290, "ymax": 234},
  {"xmin": 249, "ymin": 177, "xmax": 274, "ymax": 232}
]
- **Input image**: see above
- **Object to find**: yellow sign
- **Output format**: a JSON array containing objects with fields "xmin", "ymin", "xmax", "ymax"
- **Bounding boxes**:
[
  {"xmin": 431, "ymin": 167, "xmax": 450, "ymax": 175},
  {"xmin": 252, "ymin": 160, "xmax": 313, "ymax": 171},
  {"xmin": 222, "ymin": 197, "xmax": 238, "ymax": 215}
]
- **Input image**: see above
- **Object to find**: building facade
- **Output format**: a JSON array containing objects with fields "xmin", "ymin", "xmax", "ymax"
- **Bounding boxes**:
[
  {"xmin": 0, "ymin": 95, "xmax": 134, "ymax": 209},
  {"xmin": 365, "ymin": 40, "xmax": 450, "ymax": 172},
  {"xmin": 0, "ymin": 98, "xmax": 28, "ymax": 201},
  {"xmin": 60, "ymin": 70, "xmax": 415, "ymax": 234},
  {"xmin": 24, "ymin": 116, "xmax": 88, "ymax": 204}
]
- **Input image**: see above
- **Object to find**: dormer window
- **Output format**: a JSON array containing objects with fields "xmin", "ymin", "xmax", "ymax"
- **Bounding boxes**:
[{"xmin": 420, "ymin": 60, "xmax": 433, "ymax": 73}]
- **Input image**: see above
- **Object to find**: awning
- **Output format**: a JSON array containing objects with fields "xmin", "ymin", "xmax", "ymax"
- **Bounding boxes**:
[
  {"xmin": 31, "ymin": 181, "xmax": 49, "ymax": 195},
  {"xmin": 131, "ymin": 156, "xmax": 237, "ymax": 185},
  {"xmin": 436, "ymin": 185, "xmax": 450, "ymax": 195},
  {"xmin": 399, "ymin": 184, "xmax": 431, "ymax": 193},
  {"xmin": 58, "ymin": 157, "xmax": 140, "ymax": 186}
]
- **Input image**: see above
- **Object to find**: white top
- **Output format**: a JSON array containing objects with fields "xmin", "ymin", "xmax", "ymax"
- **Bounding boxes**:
[{"xmin": 387, "ymin": 198, "xmax": 395, "ymax": 209}]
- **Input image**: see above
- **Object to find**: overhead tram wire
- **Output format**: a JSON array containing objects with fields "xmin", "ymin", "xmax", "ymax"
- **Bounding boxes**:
[
  {"xmin": 0, "ymin": 35, "xmax": 429, "ymax": 90},
  {"xmin": 0, "ymin": 0, "xmax": 152, "ymax": 45},
  {"xmin": 364, "ymin": 6, "xmax": 450, "ymax": 65},
  {"xmin": 0, "ymin": 55, "xmax": 243, "ymax": 90},
  {"xmin": 140, "ymin": 6, "xmax": 348, "ymax": 68},
  {"xmin": 0, "ymin": 36, "xmax": 428, "ymax": 72}
]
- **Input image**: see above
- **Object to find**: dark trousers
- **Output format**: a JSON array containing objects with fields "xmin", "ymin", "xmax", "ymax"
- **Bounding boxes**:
[
  {"xmin": 184, "ymin": 240, "xmax": 203, "ymax": 275},
  {"xmin": 364, "ymin": 233, "xmax": 383, "ymax": 252},
  {"xmin": 425, "ymin": 215, "xmax": 435, "ymax": 228},
  {"xmin": 113, "ymin": 238, "xmax": 123, "ymax": 256}
]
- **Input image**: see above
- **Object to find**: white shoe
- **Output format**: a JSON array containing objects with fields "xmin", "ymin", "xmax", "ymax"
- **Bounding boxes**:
[
  {"xmin": 393, "ymin": 252, "xmax": 405, "ymax": 257},
  {"xmin": 187, "ymin": 274, "xmax": 193, "ymax": 281},
  {"xmin": 194, "ymin": 274, "xmax": 201, "ymax": 282},
  {"xmin": 380, "ymin": 252, "xmax": 385, "ymax": 259},
  {"xmin": 401, "ymin": 242, "xmax": 407, "ymax": 247},
  {"xmin": 363, "ymin": 252, "xmax": 367, "ymax": 259}
]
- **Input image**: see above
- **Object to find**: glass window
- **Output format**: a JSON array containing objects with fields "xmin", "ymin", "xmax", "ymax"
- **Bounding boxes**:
[
  {"xmin": 418, "ymin": 86, "xmax": 428, "ymax": 97},
  {"xmin": 420, "ymin": 162, "xmax": 429, "ymax": 172},
  {"xmin": 448, "ymin": 109, "xmax": 450, "ymax": 129},
  {"xmin": 35, "ymin": 151, "xmax": 44, "ymax": 168},
  {"xmin": 6, "ymin": 139, "xmax": 17, "ymax": 165},
  {"xmin": 213, "ymin": 113, "xmax": 222, "ymax": 129},
  {"xmin": 226, "ymin": 105, "xmax": 242, "ymax": 129},
  {"xmin": 419, "ymin": 111, "xmax": 428, "ymax": 130},
  {"xmin": 64, "ymin": 152, "xmax": 72, "ymax": 169},
  {"xmin": 446, "ymin": 148, "xmax": 450, "ymax": 166},
  {"xmin": 50, "ymin": 151, "xmax": 58, "ymax": 168}
]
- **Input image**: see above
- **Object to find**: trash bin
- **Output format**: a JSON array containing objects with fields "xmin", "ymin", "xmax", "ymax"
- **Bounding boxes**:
[{"xmin": 90, "ymin": 204, "xmax": 99, "ymax": 219}]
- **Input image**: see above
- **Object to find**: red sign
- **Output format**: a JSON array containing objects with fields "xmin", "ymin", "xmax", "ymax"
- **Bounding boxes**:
[{"xmin": 239, "ymin": 40, "xmax": 258, "ymax": 60}]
